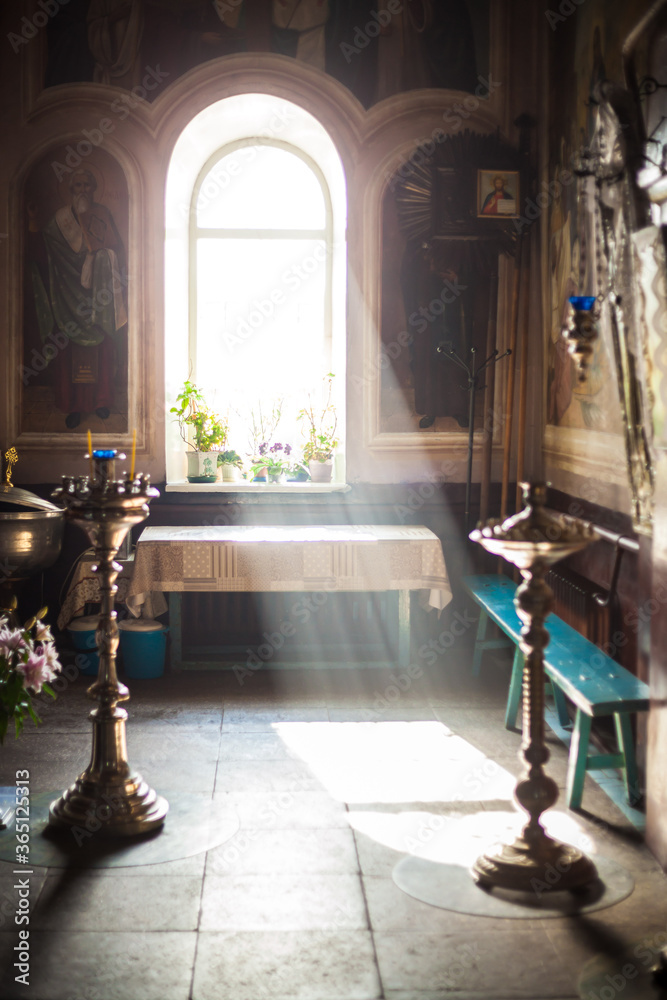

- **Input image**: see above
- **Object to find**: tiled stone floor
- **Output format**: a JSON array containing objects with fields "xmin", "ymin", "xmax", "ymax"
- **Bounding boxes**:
[{"xmin": 0, "ymin": 659, "xmax": 665, "ymax": 1000}]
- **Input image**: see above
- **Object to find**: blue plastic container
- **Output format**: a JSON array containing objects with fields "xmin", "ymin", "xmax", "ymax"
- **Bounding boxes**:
[
  {"xmin": 67, "ymin": 615, "xmax": 100, "ymax": 677},
  {"xmin": 118, "ymin": 619, "xmax": 168, "ymax": 679}
]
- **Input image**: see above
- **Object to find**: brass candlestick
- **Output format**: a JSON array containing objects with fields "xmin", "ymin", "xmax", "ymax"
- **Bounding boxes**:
[
  {"xmin": 469, "ymin": 483, "xmax": 598, "ymax": 892},
  {"xmin": 49, "ymin": 450, "xmax": 168, "ymax": 837}
]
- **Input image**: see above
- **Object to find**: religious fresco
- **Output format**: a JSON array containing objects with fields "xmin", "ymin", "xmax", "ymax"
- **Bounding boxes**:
[
  {"xmin": 41, "ymin": 0, "xmax": 489, "ymax": 109},
  {"xmin": 379, "ymin": 175, "xmax": 492, "ymax": 434},
  {"xmin": 380, "ymin": 128, "xmax": 520, "ymax": 434},
  {"xmin": 545, "ymin": 0, "xmax": 654, "ymax": 433},
  {"xmin": 22, "ymin": 147, "xmax": 129, "ymax": 435}
]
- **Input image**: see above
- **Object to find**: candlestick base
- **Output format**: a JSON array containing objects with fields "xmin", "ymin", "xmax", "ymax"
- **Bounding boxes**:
[
  {"xmin": 472, "ymin": 831, "xmax": 598, "ymax": 893},
  {"xmin": 48, "ymin": 705, "xmax": 168, "ymax": 838}
]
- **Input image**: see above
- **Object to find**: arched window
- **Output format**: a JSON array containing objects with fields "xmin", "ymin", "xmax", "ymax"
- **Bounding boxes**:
[{"xmin": 165, "ymin": 95, "xmax": 347, "ymax": 485}]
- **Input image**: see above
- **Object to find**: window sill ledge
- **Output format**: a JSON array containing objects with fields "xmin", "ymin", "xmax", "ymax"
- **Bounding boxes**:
[{"xmin": 165, "ymin": 481, "xmax": 351, "ymax": 494}]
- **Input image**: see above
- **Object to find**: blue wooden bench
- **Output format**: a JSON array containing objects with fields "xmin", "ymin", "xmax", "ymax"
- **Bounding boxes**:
[{"xmin": 463, "ymin": 574, "xmax": 650, "ymax": 810}]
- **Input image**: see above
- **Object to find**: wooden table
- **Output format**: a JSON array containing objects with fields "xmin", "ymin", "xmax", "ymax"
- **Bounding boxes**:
[{"xmin": 127, "ymin": 525, "xmax": 452, "ymax": 670}]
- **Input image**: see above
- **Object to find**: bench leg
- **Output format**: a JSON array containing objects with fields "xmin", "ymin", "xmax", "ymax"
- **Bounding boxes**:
[
  {"xmin": 472, "ymin": 610, "xmax": 489, "ymax": 678},
  {"xmin": 566, "ymin": 709, "xmax": 592, "ymax": 810},
  {"xmin": 504, "ymin": 646, "xmax": 523, "ymax": 730},
  {"xmin": 614, "ymin": 713, "xmax": 641, "ymax": 805},
  {"xmin": 547, "ymin": 679, "xmax": 571, "ymax": 730},
  {"xmin": 398, "ymin": 590, "xmax": 410, "ymax": 668}
]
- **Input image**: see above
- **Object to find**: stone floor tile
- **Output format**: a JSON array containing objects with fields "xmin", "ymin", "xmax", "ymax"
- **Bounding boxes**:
[
  {"xmin": 205, "ymin": 826, "xmax": 359, "ymax": 876},
  {"xmin": 353, "ymin": 829, "xmax": 409, "ymax": 878},
  {"xmin": 218, "ymin": 732, "xmax": 303, "ymax": 761},
  {"xmin": 374, "ymin": 928, "xmax": 574, "ymax": 998},
  {"xmin": 200, "ymin": 872, "xmax": 367, "ymax": 931},
  {"xmin": 128, "ymin": 706, "xmax": 223, "ymax": 732},
  {"xmin": 220, "ymin": 671, "xmax": 330, "ymax": 703},
  {"xmin": 128, "ymin": 729, "xmax": 221, "ymax": 761},
  {"xmin": 221, "ymin": 706, "xmax": 330, "ymax": 731},
  {"xmin": 192, "ymin": 929, "xmax": 381, "ymax": 999},
  {"xmin": 363, "ymin": 875, "xmax": 494, "ymax": 934},
  {"xmin": 79, "ymin": 852, "xmax": 207, "ymax": 878},
  {"xmin": 213, "ymin": 759, "xmax": 325, "ymax": 794},
  {"xmin": 327, "ymin": 706, "xmax": 438, "ymax": 723},
  {"xmin": 0, "ymin": 930, "xmax": 197, "ymax": 1000},
  {"xmin": 213, "ymin": 790, "xmax": 349, "ymax": 829},
  {"xmin": 543, "ymin": 920, "xmax": 666, "ymax": 996},
  {"xmin": 32, "ymin": 873, "xmax": 202, "ymax": 931}
]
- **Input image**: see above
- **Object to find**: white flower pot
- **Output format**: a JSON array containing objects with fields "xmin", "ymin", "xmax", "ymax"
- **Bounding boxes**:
[
  {"xmin": 308, "ymin": 459, "xmax": 333, "ymax": 483},
  {"xmin": 220, "ymin": 464, "xmax": 239, "ymax": 482},
  {"xmin": 186, "ymin": 451, "xmax": 218, "ymax": 482}
]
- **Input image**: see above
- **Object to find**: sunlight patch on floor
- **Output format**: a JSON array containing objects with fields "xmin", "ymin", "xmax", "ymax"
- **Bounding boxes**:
[{"xmin": 271, "ymin": 720, "xmax": 518, "ymax": 803}]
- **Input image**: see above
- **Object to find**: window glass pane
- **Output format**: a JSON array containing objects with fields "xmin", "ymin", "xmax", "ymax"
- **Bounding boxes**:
[
  {"xmin": 197, "ymin": 237, "xmax": 327, "ymax": 450},
  {"xmin": 197, "ymin": 146, "xmax": 326, "ymax": 230}
]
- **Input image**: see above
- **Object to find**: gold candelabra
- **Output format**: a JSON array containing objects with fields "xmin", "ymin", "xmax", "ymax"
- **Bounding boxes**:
[
  {"xmin": 469, "ymin": 482, "xmax": 599, "ymax": 892},
  {"xmin": 49, "ymin": 449, "xmax": 168, "ymax": 837}
]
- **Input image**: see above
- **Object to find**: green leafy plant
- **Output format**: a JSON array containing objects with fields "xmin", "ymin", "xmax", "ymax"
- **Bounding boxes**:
[
  {"xmin": 218, "ymin": 450, "xmax": 243, "ymax": 469},
  {"xmin": 0, "ymin": 610, "xmax": 62, "ymax": 744},
  {"xmin": 299, "ymin": 374, "xmax": 339, "ymax": 464},
  {"xmin": 170, "ymin": 380, "xmax": 228, "ymax": 452}
]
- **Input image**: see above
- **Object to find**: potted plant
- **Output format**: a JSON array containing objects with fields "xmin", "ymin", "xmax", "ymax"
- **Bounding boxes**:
[
  {"xmin": 287, "ymin": 460, "xmax": 310, "ymax": 482},
  {"xmin": 170, "ymin": 380, "xmax": 228, "ymax": 482},
  {"xmin": 299, "ymin": 375, "xmax": 339, "ymax": 483},
  {"xmin": 0, "ymin": 608, "xmax": 62, "ymax": 745},
  {"xmin": 251, "ymin": 442, "xmax": 294, "ymax": 484},
  {"xmin": 218, "ymin": 449, "xmax": 243, "ymax": 482}
]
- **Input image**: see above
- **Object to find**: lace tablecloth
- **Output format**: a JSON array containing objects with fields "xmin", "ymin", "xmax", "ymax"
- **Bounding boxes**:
[
  {"xmin": 127, "ymin": 524, "xmax": 452, "ymax": 613},
  {"xmin": 57, "ymin": 553, "xmax": 167, "ymax": 630}
]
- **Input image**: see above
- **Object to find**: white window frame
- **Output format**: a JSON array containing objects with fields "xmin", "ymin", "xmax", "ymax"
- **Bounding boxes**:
[{"xmin": 164, "ymin": 93, "xmax": 347, "ymax": 487}]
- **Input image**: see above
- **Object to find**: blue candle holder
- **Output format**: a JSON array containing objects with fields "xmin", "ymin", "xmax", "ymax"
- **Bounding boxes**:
[{"xmin": 562, "ymin": 296, "xmax": 598, "ymax": 382}]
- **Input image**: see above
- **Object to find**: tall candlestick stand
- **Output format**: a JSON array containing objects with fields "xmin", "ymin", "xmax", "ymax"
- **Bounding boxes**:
[
  {"xmin": 436, "ymin": 345, "xmax": 511, "ymax": 532},
  {"xmin": 49, "ymin": 450, "xmax": 168, "ymax": 837},
  {"xmin": 468, "ymin": 482, "xmax": 599, "ymax": 892}
]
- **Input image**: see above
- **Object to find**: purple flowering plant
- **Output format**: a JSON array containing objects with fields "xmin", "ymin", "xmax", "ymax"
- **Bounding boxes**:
[
  {"xmin": 251, "ymin": 442, "xmax": 295, "ymax": 478},
  {"xmin": 0, "ymin": 609, "xmax": 62, "ymax": 744}
]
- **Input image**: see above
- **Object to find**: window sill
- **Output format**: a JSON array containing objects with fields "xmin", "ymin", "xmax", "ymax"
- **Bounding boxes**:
[{"xmin": 165, "ymin": 481, "xmax": 351, "ymax": 494}]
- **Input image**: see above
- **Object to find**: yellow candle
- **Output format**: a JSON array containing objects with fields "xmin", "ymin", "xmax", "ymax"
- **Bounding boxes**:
[
  {"xmin": 130, "ymin": 428, "xmax": 136, "ymax": 480},
  {"xmin": 87, "ymin": 429, "xmax": 93, "ymax": 480}
]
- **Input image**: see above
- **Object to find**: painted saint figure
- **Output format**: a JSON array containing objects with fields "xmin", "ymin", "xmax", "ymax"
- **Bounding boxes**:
[
  {"xmin": 481, "ymin": 175, "xmax": 515, "ymax": 215},
  {"xmin": 28, "ymin": 168, "xmax": 127, "ymax": 429}
]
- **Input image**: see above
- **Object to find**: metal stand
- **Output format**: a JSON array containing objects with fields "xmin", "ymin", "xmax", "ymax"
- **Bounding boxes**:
[
  {"xmin": 48, "ymin": 450, "xmax": 168, "ymax": 838},
  {"xmin": 436, "ymin": 345, "xmax": 511, "ymax": 531},
  {"xmin": 468, "ymin": 483, "xmax": 599, "ymax": 893}
]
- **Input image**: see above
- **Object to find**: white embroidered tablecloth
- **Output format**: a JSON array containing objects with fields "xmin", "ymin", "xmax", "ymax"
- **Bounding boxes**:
[
  {"xmin": 57, "ymin": 553, "xmax": 152, "ymax": 630},
  {"xmin": 127, "ymin": 524, "xmax": 452, "ymax": 614}
]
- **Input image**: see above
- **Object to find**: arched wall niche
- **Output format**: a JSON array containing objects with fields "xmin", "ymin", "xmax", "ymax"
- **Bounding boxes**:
[
  {"xmin": 7, "ymin": 50, "xmax": 510, "ymax": 483},
  {"xmin": 6, "ymin": 134, "xmax": 148, "ymax": 482}
]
